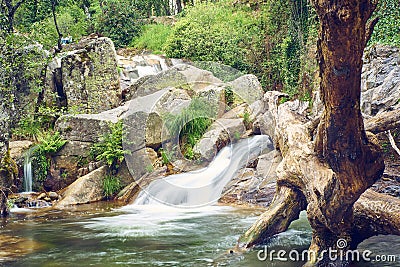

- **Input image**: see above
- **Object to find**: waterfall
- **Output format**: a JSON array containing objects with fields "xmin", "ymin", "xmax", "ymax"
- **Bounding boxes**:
[
  {"xmin": 134, "ymin": 135, "xmax": 273, "ymax": 207},
  {"xmin": 23, "ymin": 147, "xmax": 35, "ymax": 192}
]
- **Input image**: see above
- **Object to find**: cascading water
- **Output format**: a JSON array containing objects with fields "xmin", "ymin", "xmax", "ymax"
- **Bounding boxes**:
[
  {"xmin": 134, "ymin": 135, "xmax": 273, "ymax": 207},
  {"xmin": 23, "ymin": 147, "xmax": 35, "ymax": 192}
]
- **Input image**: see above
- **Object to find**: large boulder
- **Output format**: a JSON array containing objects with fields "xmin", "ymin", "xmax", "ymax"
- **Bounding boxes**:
[
  {"xmin": 219, "ymin": 150, "xmax": 282, "ymax": 207},
  {"xmin": 53, "ymin": 88, "xmax": 191, "ymax": 187},
  {"xmin": 9, "ymin": 141, "xmax": 34, "ymax": 159},
  {"xmin": 117, "ymin": 53, "xmax": 184, "ymax": 91},
  {"xmin": 46, "ymin": 36, "xmax": 120, "ymax": 113},
  {"xmin": 227, "ymin": 74, "xmax": 264, "ymax": 104},
  {"xmin": 54, "ymin": 166, "xmax": 108, "ymax": 208},
  {"xmin": 361, "ymin": 45, "xmax": 400, "ymax": 115},
  {"xmin": 193, "ymin": 118, "xmax": 247, "ymax": 161},
  {"xmin": 125, "ymin": 64, "xmax": 223, "ymax": 100}
]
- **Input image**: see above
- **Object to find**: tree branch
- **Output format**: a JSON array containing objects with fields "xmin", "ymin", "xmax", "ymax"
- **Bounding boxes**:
[
  {"xmin": 365, "ymin": 17, "xmax": 379, "ymax": 45},
  {"xmin": 386, "ymin": 130, "xmax": 400, "ymax": 156},
  {"xmin": 365, "ymin": 110, "xmax": 400, "ymax": 134}
]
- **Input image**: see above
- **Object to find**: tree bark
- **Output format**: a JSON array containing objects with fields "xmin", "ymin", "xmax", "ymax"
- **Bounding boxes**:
[
  {"xmin": 51, "ymin": 0, "xmax": 63, "ymax": 53},
  {"xmin": 3, "ymin": 0, "xmax": 26, "ymax": 33},
  {"xmin": 235, "ymin": 94, "xmax": 399, "ymax": 266},
  {"xmin": 309, "ymin": 0, "xmax": 384, "ymax": 261}
]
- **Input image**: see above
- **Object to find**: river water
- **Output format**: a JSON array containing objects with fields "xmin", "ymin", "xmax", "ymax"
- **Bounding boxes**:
[
  {"xmin": 2, "ymin": 134, "xmax": 399, "ymax": 266},
  {"xmin": 1, "ymin": 204, "xmax": 399, "ymax": 267}
]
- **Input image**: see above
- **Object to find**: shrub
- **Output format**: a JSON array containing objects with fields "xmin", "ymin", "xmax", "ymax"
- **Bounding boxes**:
[
  {"xmin": 164, "ymin": 98, "xmax": 216, "ymax": 158},
  {"xmin": 369, "ymin": 0, "xmax": 400, "ymax": 46},
  {"xmin": 94, "ymin": 0, "xmax": 143, "ymax": 48},
  {"xmin": 30, "ymin": 4, "xmax": 89, "ymax": 49},
  {"xmin": 32, "ymin": 131, "xmax": 67, "ymax": 182},
  {"xmin": 165, "ymin": 2, "xmax": 264, "ymax": 72},
  {"xmin": 90, "ymin": 121, "xmax": 129, "ymax": 171},
  {"xmin": 131, "ymin": 23, "xmax": 173, "ymax": 53},
  {"xmin": 103, "ymin": 175, "xmax": 122, "ymax": 198}
]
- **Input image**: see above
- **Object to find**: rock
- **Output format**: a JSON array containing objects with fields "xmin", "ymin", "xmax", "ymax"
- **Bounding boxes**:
[
  {"xmin": 219, "ymin": 168, "xmax": 277, "ymax": 207},
  {"xmin": 46, "ymin": 36, "xmax": 120, "ymax": 113},
  {"xmin": 194, "ymin": 118, "xmax": 246, "ymax": 161},
  {"xmin": 55, "ymin": 166, "xmax": 108, "ymax": 207},
  {"xmin": 9, "ymin": 141, "xmax": 34, "ymax": 159},
  {"xmin": 145, "ymin": 148, "xmax": 159, "ymax": 166},
  {"xmin": 361, "ymin": 45, "xmax": 400, "ymax": 115},
  {"xmin": 44, "ymin": 141, "xmax": 92, "ymax": 191},
  {"xmin": 37, "ymin": 193, "xmax": 46, "ymax": 200},
  {"xmin": 11, "ymin": 195, "xmax": 28, "ymax": 205},
  {"xmin": 379, "ymin": 185, "xmax": 400, "ymax": 198},
  {"xmin": 256, "ymin": 150, "xmax": 283, "ymax": 183},
  {"xmin": 253, "ymin": 91, "xmax": 287, "ymax": 141},
  {"xmin": 221, "ymin": 104, "xmax": 249, "ymax": 119},
  {"xmin": 55, "ymin": 114, "xmax": 117, "ymax": 143},
  {"xmin": 128, "ymin": 63, "xmax": 223, "ymax": 99},
  {"xmin": 227, "ymin": 74, "xmax": 264, "ymax": 104},
  {"xmin": 48, "ymin": 191, "xmax": 59, "ymax": 200},
  {"xmin": 153, "ymin": 87, "xmax": 191, "ymax": 115}
]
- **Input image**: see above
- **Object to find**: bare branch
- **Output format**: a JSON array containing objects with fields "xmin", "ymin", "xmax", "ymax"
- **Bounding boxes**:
[
  {"xmin": 365, "ymin": 110, "xmax": 400, "ymax": 134},
  {"xmin": 365, "ymin": 17, "xmax": 379, "ymax": 45},
  {"xmin": 386, "ymin": 130, "xmax": 400, "ymax": 156}
]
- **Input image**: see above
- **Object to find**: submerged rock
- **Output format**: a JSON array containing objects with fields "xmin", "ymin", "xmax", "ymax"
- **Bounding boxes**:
[{"xmin": 0, "ymin": 235, "xmax": 44, "ymax": 262}]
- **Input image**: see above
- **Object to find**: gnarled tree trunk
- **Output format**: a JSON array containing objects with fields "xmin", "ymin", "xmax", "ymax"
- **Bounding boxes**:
[
  {"xmin": 236, "ymin": 1, "xmax": 400, "ymax": 266},
  {"xmin": 309, "ymin": 0, "xmax": 383, "ymax": 261}
]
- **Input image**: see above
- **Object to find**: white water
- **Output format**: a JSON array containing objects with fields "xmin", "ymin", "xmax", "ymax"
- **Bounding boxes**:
[
  {"xmin": 134, "ymin": 135, "xmax": 273, "ymax": 207},
  {"xmin": 23, "ymin": 147, "xmax": 35, "ymax": 192}
]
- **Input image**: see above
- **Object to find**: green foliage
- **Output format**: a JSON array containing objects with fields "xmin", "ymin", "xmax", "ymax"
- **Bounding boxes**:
[
  {"xmin": 165, "ymin": 0, "xmax": 314, "ymax": 94},
  {"xmin": 103, "ymin": 175, "xmax": 122, "ymax": 198},
  {"xmin": 145, "ymin": 164, "xmax": 154, "ymax": 173},
  {"xmin": 165, "ymin": 2, "xmax": 264, "ymax": 73},
  {"xmin": 242, "ymin": 111, "xmax": 252, "ymax": 130},
  {"xmin": 131, "ymin": 23, "xmax": 173, "ymax": 53},
  {"xmin": 369, "ymin": 0, "xmax": 400, "ymax": 46},
  {"xmin": 12, "ymin": 106, "xmax": 62, "ymax": 141},
  {"xmin": 33, "ymin": 131, "xmax": 67, "ymax": 182},
  {"xmin": 90, "ymin": 121, "xmax": 129, "ymax": 170},
  {"xmin": 0, "ymin": 149, "xmax": 18, "ymax": 182},
  {"xmin": 0, "ymin": 33, "xmax": 49, "ymax": 142},
  {"xmin": 6, "ymin": 198, "xmax": 14, "ymax": 210},
  {"xmin": 133, "ymin": 0, "xmax": 174, "ymax": 17},
  {"xmin": 224, "ymin": 87, "xmax": 234, "ymax": 107},
  {"xmin": 30, "ymin": 4, "xmax": 89, "ymax": 49},
  {"xmin": 94, "ymin": 0, "xmax": 143, "ymax": 48},
  {"xmin": 159, "ymin": 148, "xmax": 171, "ymax": 165},
  {"xmin": 165, "ymin": 98, "xmax": 216, "ymax": 159}
]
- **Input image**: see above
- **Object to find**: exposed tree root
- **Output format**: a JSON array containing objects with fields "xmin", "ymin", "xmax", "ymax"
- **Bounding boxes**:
[{"xmin": 236, "ymin": 96, "xmax": 400, "ymax": 265}]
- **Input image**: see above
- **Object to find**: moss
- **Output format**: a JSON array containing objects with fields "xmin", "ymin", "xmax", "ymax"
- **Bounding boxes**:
[{"xmin": 0, "ymin": 149, "xmax": 18, "ymax": 183}]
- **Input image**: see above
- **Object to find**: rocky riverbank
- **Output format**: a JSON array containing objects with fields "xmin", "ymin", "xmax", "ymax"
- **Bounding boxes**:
[{"xmin": 6, "ymin": 36, "xmax": 400, "ymax": 210}]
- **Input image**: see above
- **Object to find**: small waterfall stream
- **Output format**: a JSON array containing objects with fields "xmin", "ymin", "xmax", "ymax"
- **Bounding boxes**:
[
  {"xmin": 23, "ymin": 147, "xmax": 35, "ymax": 192},
  {"xmin": 134, "ymin": 135, "xmax": 273, "ymax": 207}
]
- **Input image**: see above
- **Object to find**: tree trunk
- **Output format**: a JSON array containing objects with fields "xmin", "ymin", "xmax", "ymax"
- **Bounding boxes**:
[
  {"xmin": 235, "ymin": 2, "xmax": 395, "ymax": 265},
  {"xmin": 176, "ymin": 0, "xmax": 182, "ymax": 13},
  {"xmin": 310, "ymin": 0, "xmax": 383, "ymax": 260}
]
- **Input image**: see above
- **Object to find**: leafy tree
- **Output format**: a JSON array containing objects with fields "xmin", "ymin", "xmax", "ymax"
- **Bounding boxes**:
[
  {"xmin": 369, "ymin": 0, "xmax": 400, "ymax": 46},
  {"xmin": 0, "ymin": 0, "xmax": 26, "ymax": 33},
  {"xmin": 94, "ymin": 0, "xmax": 142, "ymax": 48}
]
